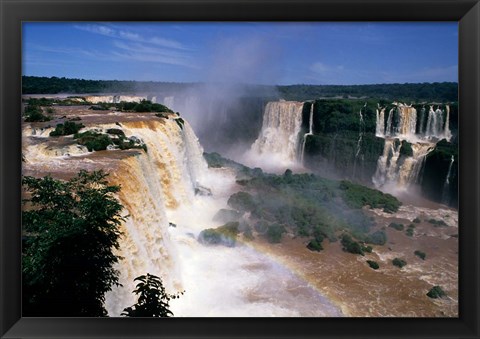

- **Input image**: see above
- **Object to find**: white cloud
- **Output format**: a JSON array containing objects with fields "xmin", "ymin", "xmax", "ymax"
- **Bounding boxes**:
[
  {"xmin": 111, "ymin": 41, "xmax": 197, "ymax": 68},
  {"xmin": 39, "ymin": 24, "xmax": 198, "ymax": 68},
  {"xmin": 310, "ymin": 62, "xmax": 329, "ymax": 73},
  {"xmin": 310, "ymin": 61, "xmax": 345, "ymax": 74},
  {"xmin": 74, "ymin": 24, "xmax": 189, "ymax": 50}
]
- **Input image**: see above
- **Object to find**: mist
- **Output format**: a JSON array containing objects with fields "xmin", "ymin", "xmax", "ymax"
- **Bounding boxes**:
[{"xmin": 151, "ymin": 35, "xmax": 283, "ymax": 158}]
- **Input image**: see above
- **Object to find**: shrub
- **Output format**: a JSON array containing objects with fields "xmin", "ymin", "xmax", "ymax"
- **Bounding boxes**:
[
  {"xmin": 392, "ymin": 258, "xmax": 407, "ymax": 268},
  {"xmin": 341, "ymin": 234, "xmax": 364, "ymax": 255},
  {"xmin": 228, "ymin": 191, "xmax": 256, "ymax": 212},
  {"xmin": 307, "ymin": 239, "xmax": 323, "ymax": 252},
  {"xmin": 339, "ymin": 180, "xmax": 401, "ymax": 213},
  {"xmin": 426, "ymin": 286, "xmax": 446, "ymax": 299},
  {"xmin": 388, "ymin": 222, "xmax": 404, "ymax": 231},
  {"xmin": 74, "ymin": 131, "xmax": 113, "ymax": 151},
  {"xmin": 405, "ymin": 228, "xmax": 414, "ymax": 237},
  {"xmin": 27, "ymin": 97, "xmax": 55, "ymax": 106},
  {"xmin": 266, "ymin": 223, "xmax": 286, "ymax": 243},
  {"xmin": 106, "ymin": 128, "xmax": 126, "ymax": 137},
  {"xmin": 50, "ymin": 121, "xmax": 85, "ymax": 136},
  {"xmin": 428, "ymin": 219, "xmax": 448, "ymax": 227},
  {"xmin": 414, "ymin": 250, "xmax": 426, "ymax": 260},
  {"xmin": 366, "ymin": 260, "xmax": 379, "ymax": 269},
  {"xmin": 24, "ymin": 105, "xmax": 51, "ymax": 122},
  {"xmin": 198, "ymin": 222, "xmax": 239, "ymax": 247},
  {"xmin": 254, "ymin": 221, "xmax": 268, "ymax": 234},
  {"xmin": 122, "ymin": 273, "xmax": 182, "ymax": 317},
  {"xmin": 362, "ymin": 245, "xmax": 373, "ymax": 253},
  {"xmin": 365, "ymin": 230, "xmax": 387, "ymax": 245},
  {"xmin": 175, "ymin": 118, "xmax": 185, "ymax": 130},
  {"xmin": 413, "ymin": 217, "xmax": 421, "ymax": 223},
  {"xmin": 243, "ymin": 227, "xmax": 254, "ymax": 240},
  {"xmin": 400, "ymin": 140, "xmax": 413, "ymax": 157}
]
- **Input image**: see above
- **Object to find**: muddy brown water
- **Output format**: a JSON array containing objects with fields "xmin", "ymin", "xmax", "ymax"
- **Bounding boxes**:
[{"xmin": 22, "ymin": 106, "xmax": 458, "ymax": 317}]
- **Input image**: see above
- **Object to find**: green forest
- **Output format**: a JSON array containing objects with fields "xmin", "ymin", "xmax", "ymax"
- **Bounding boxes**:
[{"xmin": 22, "ymin": 76, "xmax": 457, "ymax": 102}]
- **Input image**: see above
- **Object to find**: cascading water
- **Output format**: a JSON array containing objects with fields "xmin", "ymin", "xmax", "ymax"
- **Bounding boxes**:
[
  {"xmin": 106, "ymin": 117, "xmax": 341, "ymax": 316},
  {"xmin": 441, "ymin": 155, "xmax": 455, "ymax": 205},
  {"xmin": 163, "ymin": 96, "xmax": 175, "ymax": 110},
  {"xmin": 396, "ymin": 143, "xmax": 435, "ymax": 187},
  {"xmin": 418, "ymin": 106, "xmax": 426, "ymax": 134},
  {"xmin": 372, "ymin": 139, "xmax": 402, "ymax": 188},
  {"xmin": 444, "ymin": 105, "xmax": 452, "ymax": 141},
  {"xmin": 372, "ymin": 102, "xmax": 451, "ymax": 190},
  {"xmin": 352, "ymin": 103, "xmax": 366, "ymax": 179},
  {"xmin": 385, "ymin": 108, "xmax": 394, "ymax": 136},
  {"xmin": 426, "ymin": 106, "xmax": 444, "ymax": 139},
  {"xmin": 246, "ymin": 100, "xmax": 304, "ymax": 170},
  {"xmin": 300, "ymin": 103, "xmax": 314, "ymax": 163},
  {"xmin": 375, "ymin": 104, "xmax": 386, "ymax": 137},
  {"xmin": 396, "ymin": 103, "xmax": 417, "ymax": 137}
]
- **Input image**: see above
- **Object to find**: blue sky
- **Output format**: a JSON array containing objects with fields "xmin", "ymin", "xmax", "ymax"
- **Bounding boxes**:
[{"xmin": 22, "ymin": 22, "xmax": 458, "ymax": 85}]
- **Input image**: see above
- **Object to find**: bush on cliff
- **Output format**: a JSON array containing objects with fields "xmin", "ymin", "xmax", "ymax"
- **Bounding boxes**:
[
  {"xmin": 198, "ymin": 222, "xmax": 240, "ymax": 247},
  {"xmin": 74, "ymin": 131, "xmax": 113, "ymax": 151},
  {"xmin": 50, "ymin": 121, "xmax": 85, "ymax": 136},
  {"xmin": 24, "ymin": 105, "xmax": 51, "ymax": 122},
  {"xmin": 339, "ymin": 180, "xmax": 401, "ymax": 213}
]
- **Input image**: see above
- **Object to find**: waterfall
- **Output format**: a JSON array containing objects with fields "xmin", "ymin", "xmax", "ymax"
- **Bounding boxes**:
[
  {"xmin": 373, "ymin": 102, "xmax": 451, "ymax": 191},
  {"xmin": 396, "ymin": 104, "xmax": 417, "ymax": 137},
  {"xmin": 102, "ymin": 117, "xmax": 340, "ymax": 316},
  {"xmin": 444, "ymin": 105, "xmax": 452, "ymax": 141},
  {"xmin": 84, "ymin": 95, "xmax": 147, "ymax": 104},
  {"xmin": 425, "ymin": 106, "xmax": 445, "ymax": 139},
  {"xmin": 396, "ymin": 143, "xmax": 435, "ymax": 187},
  {"xmin": 352, "ymin": 103, "xmax": 366, "ymax": 179},
  {"xmin": 375, "ymin": 104, "xmax": 385, "ymax": 137},
  {"xmin": 418, "ymin": 106, "xmax": 426, "ymax": 135},
  {"xmin": 248, "ymin": 101, "xmax": 304, "ymax": 168},
  {"xmin": 372, "ymin": 140, "xmax": 401, "ymax": 187},
  {"xmin": 385, "ymin": 108, "xmax": 394, "ymax": 136},
  {"xmin": 163, "ymin": 96, "xmax": 175, "ymax": 110},
  {"xmin": 300, "ymin": 103, "xmax": 314, "ymax": 163},
  {"xmin": 441, "ymin": 155, "xmax": 455, "ymax": 204},
  {"xmin": 25, "ymin": 111, "xmax": 344, "ymax": 316}
]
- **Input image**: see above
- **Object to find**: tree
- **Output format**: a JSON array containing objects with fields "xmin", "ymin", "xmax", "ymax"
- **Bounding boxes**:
[
  {"xmin": 22, "ymin": 170, "xmax": 125, "ymax": 316},
  {"xmin": 426, "ymin": 286, "xmax": 446, "ymax": 299},
  {"xmin": 122, "ymin": 273, "xmax": 183, "ymax": 317}
]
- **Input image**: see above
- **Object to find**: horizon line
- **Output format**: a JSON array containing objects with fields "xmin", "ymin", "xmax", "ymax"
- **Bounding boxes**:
[{"xmin": 21, "ymin": 75, "xmax": 459, "ymax": 87}]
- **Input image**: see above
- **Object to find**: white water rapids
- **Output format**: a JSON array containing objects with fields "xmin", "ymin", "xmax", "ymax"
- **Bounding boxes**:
[{"xmin": 22, "ymin": 114, "xmax": 342, "ymax": 317}]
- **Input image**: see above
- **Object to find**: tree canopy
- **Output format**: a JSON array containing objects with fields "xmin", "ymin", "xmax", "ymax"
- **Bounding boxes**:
[
  {"xmin": 22, "ymin": 170, "xmax": 125, "ymax": 316},
  {"xmin": 122, "ymin": 273, "xmax": 182, "ymax": 317}
]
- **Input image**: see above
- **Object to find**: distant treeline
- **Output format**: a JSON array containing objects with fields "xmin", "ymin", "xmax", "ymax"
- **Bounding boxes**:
[
  {"xmin": 277, "ymin": 82, "xmax": 458, "ymax": 102},
  {"xmin": 22, "ymin": 76, "xmax": 458, "ymax": 102}
]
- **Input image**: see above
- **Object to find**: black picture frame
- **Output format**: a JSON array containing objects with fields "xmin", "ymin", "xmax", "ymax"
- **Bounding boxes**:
[{"xmin": 1, "ymin": 0, "xmax": 479, "ymax": 338}]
